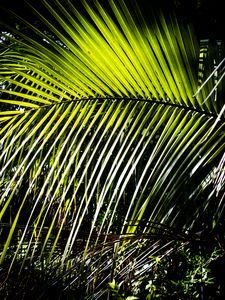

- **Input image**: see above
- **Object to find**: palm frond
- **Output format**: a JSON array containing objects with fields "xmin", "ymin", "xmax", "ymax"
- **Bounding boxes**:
[{"xmin": 0, "ymin": 0, "xmax": 224, "ymax": 297}]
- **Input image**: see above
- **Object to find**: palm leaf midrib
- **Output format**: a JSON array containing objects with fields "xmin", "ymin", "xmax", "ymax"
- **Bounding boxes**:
[{"xmin": 1, "ymin": 96, "xmax": 221, "ymax": 122}]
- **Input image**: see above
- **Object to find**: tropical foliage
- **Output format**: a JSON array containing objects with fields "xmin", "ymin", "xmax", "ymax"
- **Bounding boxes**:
[{"xmin": 0, "ymin": 0, "xmax": 224, "ymax": 298}]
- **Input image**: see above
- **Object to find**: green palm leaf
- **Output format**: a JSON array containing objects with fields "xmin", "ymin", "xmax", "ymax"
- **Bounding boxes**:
[{"xmin": 0, "ymin": 0, "xmax": 224, "ymax": 297}]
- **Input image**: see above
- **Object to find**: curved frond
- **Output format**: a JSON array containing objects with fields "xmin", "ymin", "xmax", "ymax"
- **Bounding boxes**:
[{"xmin": 0, "ymin": 0, "xmax": 224, "ymax": 297}]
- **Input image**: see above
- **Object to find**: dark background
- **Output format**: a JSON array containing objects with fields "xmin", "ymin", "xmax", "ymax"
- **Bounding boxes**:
[{"xmin": 0, "ymin": 0, "xmax": 224, "ymax": 41}]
